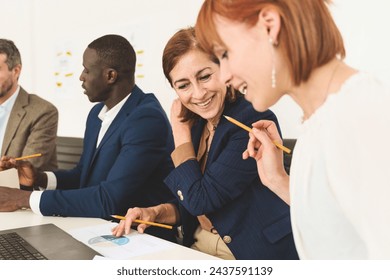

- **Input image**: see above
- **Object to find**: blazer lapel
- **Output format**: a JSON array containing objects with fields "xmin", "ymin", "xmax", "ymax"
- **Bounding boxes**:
[
  {"xmin": 79, "ymin": 112, "xmax": 101, "ymax": 187},
  {"xmin": 2, "ymin": 88, "xmax": 28, "ymax": 155},
  {"xmin": 206, "ymin": 116, "xmax": 229, "ymax": 164},
  {"xmin": 89, "ymin": 85, "xmax": 143, "ymax": 166},
  {"xmin": 191, "ymin": 118, "xmax": 206, "ymax": 155},
  {"xmin": 198, "ymin": 102, "xmax": 234, "ymax": 167}
]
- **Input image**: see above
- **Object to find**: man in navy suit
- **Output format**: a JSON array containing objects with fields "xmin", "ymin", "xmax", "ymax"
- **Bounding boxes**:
[{"xmin": 0, "ymin": 35, "xmax": 175, "ymax": 241}]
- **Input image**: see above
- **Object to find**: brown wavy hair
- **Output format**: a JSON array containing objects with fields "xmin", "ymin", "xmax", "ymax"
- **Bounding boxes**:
[{"xmin": 162, "ymin": 26, "xmax": 241, "ymax": 122}]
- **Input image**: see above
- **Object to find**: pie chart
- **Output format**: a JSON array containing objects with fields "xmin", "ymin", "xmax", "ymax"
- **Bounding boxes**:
[{"xmin": 88, "ymin": 235, "xmax": 129, "ymax": 247}]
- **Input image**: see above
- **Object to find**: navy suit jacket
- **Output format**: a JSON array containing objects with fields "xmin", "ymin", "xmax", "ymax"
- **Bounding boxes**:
[
  {"xmin": 40, "ymin": 85, "xmax": 175, "ymax": 241},
  {"xmin": 165, "ymin": 96, "xmax": 298, "ymax": 259}
]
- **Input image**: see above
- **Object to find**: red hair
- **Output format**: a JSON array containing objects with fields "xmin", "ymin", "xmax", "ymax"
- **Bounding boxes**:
[{"xmin": 195, "ymin": 0, "xmax": 345, "ymax": 86}]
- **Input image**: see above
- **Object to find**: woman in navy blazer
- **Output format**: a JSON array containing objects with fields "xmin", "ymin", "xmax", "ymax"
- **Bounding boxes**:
[{"xmin": 112, "ymin": 27, "xmax": 298, "ymax": 260}]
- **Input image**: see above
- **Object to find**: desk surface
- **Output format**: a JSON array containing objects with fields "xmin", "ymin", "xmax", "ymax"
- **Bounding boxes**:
[{"xmin": 0, "ymin": 210, "xmax": 219, "ymax": 260}]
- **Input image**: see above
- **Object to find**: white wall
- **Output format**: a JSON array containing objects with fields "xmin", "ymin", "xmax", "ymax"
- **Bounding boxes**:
[
  {"xmin": 1, "ymin": 1, "xmax": 35, "ymax": 91},
  {"xmin": 1, "ymin": 0, "xmax": 389, "ymax": 138},
  {"xmin": 1, "ymin": 0, "xmax": 204, "ymax": 137},
  {"xmin": 269, "ymin": 0, "xmax": 390, "ymax": 138}
]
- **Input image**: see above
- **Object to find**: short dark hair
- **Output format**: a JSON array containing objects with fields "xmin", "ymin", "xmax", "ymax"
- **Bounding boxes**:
[
  {"xmin": 88, "ymin": 34, "xmax": 136, "ymax": 83},
  {"xmin": 0, "ymin": 39, "xmax": 22, "ymax": 70}
]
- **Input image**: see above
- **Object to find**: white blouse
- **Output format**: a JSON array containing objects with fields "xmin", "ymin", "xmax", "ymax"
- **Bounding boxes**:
[{"xmin": 290, "ymin": 72, "xmax": 390, "ymax": 259}]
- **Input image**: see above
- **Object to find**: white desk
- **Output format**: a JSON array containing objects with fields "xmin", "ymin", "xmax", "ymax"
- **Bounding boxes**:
[{"xmin": 0, "ymin": 209, "xmax": 219, "ymax": 260}]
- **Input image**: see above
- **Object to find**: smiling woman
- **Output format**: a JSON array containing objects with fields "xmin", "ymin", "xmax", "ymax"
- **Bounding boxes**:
[
  {"xmin": 169, "ymin": 49, "xmax": 226, "ymax": 124},
  {"xmin": 112, "ymin": 27, "xmax": 298, "ymax": 260},
  {"xmin": 195, "ymin": 0, "xmax": 390, "ymax": 260}
]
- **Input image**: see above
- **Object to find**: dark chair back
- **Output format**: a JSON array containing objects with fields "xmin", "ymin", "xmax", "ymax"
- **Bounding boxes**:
[
  {"xmin": 283, "ymin": 139, "xmax": 297, "ymax": 175},
  {"xmin": 56, "ymin": 136, "xmax": 83, "ymax": 170}
]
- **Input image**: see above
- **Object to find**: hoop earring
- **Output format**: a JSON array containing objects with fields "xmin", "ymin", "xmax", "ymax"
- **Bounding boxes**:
[{"xmin": 269, "ymin": 38, "xmax": 276, "ymax": 88}]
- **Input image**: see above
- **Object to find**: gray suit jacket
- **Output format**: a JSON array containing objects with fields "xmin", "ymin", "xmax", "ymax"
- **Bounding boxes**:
[{"xmin": 1, "ymin": 87, "xmax": 58, "ymax": 171}]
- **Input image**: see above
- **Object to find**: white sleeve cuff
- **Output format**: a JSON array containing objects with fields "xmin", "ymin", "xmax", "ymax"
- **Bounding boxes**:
[
  {"xmin": 29, "ymin": 191, "xmax": 43, "ymax": 216},
  {"xmin": 45, "ymin": 171, "xmax": 57, "ymax": 190}
]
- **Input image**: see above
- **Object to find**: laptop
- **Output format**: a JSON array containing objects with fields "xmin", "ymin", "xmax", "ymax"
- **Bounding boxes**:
[{"xmin": 0, "ymin": 223, "xmax": 101, "ymax": 260}]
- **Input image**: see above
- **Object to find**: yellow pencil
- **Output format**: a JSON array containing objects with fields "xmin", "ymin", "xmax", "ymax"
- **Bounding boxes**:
[
  {"xmin": 223, "ymin": 115, "xmax": 291, "ymax": 154},
  {"xmin": 15, "ymin": 153, "xmax": 42, "ymax": 161},
  {"xmin": 111, "ymin": 215, "xmax": 173, "ymax": 230}
]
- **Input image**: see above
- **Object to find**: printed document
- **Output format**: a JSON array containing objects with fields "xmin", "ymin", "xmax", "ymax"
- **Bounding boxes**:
[{"xmin": 69, "ymin": 223, "xmax": 174, "ymax": 259}]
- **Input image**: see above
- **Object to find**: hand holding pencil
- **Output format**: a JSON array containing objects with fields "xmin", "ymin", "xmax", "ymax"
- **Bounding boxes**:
[
  {"xmin": 111, "ymin": 215, "xmax": 172, "ymax": 230},
  {"xmin": 1, "ymin": 153, "xmax": 42, "ymax": 168},
  {"xmin": 224, "ymin": 116, "xmax": 291, "ymax": 153},
  {"xmin": 224, "ymin": 115, "xmax": 291, "ymax": 203},
  {"xmin": 0, "ymin": 154, "xmax": 41, "ymax": 187},
  {"xmin": 111, "ymin": 205, "xmax": 176, "ymax": 237}
]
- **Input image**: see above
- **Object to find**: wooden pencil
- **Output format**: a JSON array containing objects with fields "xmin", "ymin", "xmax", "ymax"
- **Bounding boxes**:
[
  {"xmin": 15, "ymin": 153, "xmax": 42, "ymax": 161},
  {"xmin": 223, "ymin": 115, "xmax": 291, "ymax": 154},
  {"xmin": 111, "ymin": 215, "xmax": 173, "ymax": 230}
]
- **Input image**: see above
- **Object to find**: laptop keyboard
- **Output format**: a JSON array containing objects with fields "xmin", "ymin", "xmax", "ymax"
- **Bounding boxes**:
[{"xmin": 0, "ymin": 232, "xmax": 47, "ymax": 260}]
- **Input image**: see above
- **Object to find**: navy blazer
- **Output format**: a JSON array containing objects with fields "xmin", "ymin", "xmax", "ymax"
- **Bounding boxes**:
[
  {"xmin": 165, "ymin": 96, "xmax": 298, "ymax": 259},
  {"xmin": 40, "ymin": 85, "xmax": 176, "ymax": 241}
]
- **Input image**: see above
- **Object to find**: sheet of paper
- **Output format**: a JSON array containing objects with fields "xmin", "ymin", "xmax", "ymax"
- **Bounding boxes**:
[
  {"xmin": 69, "ymin": 223, "xmax": 174, "ymax": 259},
  {"xmin": 0, "ymin": 168, "xmax": 19, "ymax": 188}
]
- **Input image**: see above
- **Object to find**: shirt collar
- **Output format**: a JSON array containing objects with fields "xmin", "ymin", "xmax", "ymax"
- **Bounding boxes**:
[
  {"xmin": 0, "ymin": 86, "xmax": 20, "ymax": 111},
  {"xmin": 98, "ymin": 92, "xmax": 131, "ymax": 122}
]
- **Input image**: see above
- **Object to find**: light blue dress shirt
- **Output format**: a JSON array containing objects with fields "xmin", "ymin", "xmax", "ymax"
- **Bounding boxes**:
[{"xmin": 0, "ymin": 86, "xmax": 20, "ymax": 153}]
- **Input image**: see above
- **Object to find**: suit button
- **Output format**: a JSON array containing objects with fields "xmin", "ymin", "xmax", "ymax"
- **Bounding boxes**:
[
  {"xmin": 177, "ymin": 190, "xmax": 184, "ymax": 201},
  {"xmin": 222, "ymin": 235, "xmax": 232, "ymax": 244}
]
